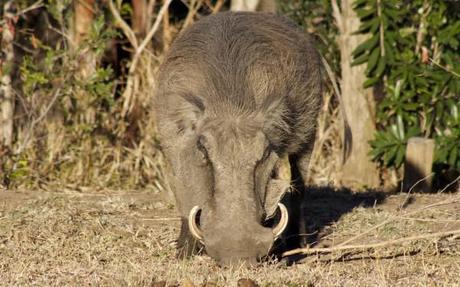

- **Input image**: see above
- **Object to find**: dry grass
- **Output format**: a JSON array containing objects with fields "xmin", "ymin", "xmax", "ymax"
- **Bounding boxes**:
[{"xmin": 1, "ymin": 189, "xmax": 459, "ymax": 286}]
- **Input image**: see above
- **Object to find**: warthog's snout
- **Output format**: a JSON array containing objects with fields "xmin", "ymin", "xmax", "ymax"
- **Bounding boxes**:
[
  {"xmin": 207, "ymin": 231, "xmax": 273, "ymax": 267},
  {"xmin": 188, "ymin": 204, "xmax": 288, "ymax": 265}
]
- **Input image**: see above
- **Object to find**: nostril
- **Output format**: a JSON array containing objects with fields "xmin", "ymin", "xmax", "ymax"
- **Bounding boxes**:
[
  {"xmin": 261, "ymin": 215, "xmax": 275, "ymax": 228},
  {"xmin": 261, "ymin": 205, "xmax": 282, "ymax": 228}
]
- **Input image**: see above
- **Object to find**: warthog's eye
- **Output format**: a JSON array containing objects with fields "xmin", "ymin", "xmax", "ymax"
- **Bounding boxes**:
[{"xmin": 196, "ymin": 136, "xmax": 209, "ymax": 163}]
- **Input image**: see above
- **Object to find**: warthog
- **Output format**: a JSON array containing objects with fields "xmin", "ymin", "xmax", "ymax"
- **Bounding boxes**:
[{"xmin": 154, "ymin": 11, "xmax": 323, "ymax": 265}]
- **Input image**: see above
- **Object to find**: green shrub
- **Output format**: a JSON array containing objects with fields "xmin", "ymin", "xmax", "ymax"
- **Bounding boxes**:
[
  {"xmin": 351, "ymin": 0, "xmax": 460, "ymax": 171},
  {"xmin": 280, "ymin": 0, "xmax": 460, "ymax": 174}
]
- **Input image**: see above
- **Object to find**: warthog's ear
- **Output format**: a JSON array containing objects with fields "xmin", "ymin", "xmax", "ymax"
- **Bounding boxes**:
[
  {"xmin": 261, "ymin": 98, "xmax": 290, "ymax": 150},
  {"xmin": 265, "ymin": 154, "xmax": 291, "ymax": 218},
  {"xmin": 174, "ymin": 94, "xmax": 205, "ymax": 134}
]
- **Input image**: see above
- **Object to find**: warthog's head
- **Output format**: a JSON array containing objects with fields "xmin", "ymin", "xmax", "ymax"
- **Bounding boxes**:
[{"xmin": 184, "ymin": 113, "xmax": 292, "ymax": 266}]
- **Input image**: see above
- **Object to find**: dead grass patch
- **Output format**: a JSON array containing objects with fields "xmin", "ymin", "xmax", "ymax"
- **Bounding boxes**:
[{"xmin": 0, "ymin": 189, "xmax": 459, "ymax": 286}]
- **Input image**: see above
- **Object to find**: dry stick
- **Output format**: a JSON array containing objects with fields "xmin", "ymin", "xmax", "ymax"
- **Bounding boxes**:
[
  {"xmin": 212, "ymin": 0, "xmax": 225, "ymax": 13},
  {"xmin": 140, "ymin": 217, "xmax": 181, "ymax": 221},
  {"xmin": 14, "ymin": 88, "xmax": 62, "ymax": 156},
  {"xmin": 283, "ymin": 229, "xmax": 460, "ymax": 257},
  {"xmin": 400, "ymin": 217, "xmax": 460, "ymax": 223},
  {"xmin": 331, "ymin": 0, "xmax": 343, "ymax": 34},
  {"xmin": 430, "ymin": 57, "xmax": 460, "ymax": 78},
  {"xmin": 162, "ymin": 0, "xmax": 171, "ymax": 51},
  {"xmin": 121, "ymin": 0, "xmax": 173, "ymax": 116},
  {"xmin": 182, "ymin": 0, "xmax": 197, "ymax": 28},
  {"xmin": 1, "ymin": 1, "xmax": 16, "ymax": 148},
  {"xmin": 438, "ymin": 175, "xmax": 460, "ymax": 193},
  {"xmin": 108, "ymin": 0, "xmax": 139, "ymax": 49}
]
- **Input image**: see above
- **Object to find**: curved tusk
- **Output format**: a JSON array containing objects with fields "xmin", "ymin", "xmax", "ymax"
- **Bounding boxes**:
[
  {"xmin": 188, "ymin": 205, "xmax": 204, "ymax": 242},
  {"xmin": 272, "ymin": 203, "xmax": 289, "ymax": 238}
]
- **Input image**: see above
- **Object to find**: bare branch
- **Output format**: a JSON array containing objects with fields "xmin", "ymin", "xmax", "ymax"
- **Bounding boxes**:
[
  {"xmin": 331, "ymin": 0, "xmax": 343, "ymax": 33},
  {"xmin": 212, "ymin": 0, "xmax": 225, "ymax": 13},
  {"xmin": 430, "ymin": 58, "xmax": 460, "ymax": 78},
  {"xmin": 121, "ymin": 0, "xmax": 173, "ymax": 116},
  {"xmin": 1, "ymin": 0, "xmax": 16, "ymax": 148},
  {"xmin": 182, "ymin": 0, "xmax": 203, "ymax": 29},
  {"xmin": 108, "ymin": 0, "xmax": 139, "ymax": 49},
  {"xmin": 15, "ymin": 88, "xmax": 62, "ymax": 155}
]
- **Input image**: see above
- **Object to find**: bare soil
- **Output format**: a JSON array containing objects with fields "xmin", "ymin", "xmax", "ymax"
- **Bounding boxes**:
[{"xmin": 0, "ymin": 188, "xmax": 459, "ymax": 286}]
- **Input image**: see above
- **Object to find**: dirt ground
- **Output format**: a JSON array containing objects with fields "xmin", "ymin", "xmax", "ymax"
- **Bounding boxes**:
[{"xmin": 0, "ymin": 187, "xmax": 459, "ymax": 286}]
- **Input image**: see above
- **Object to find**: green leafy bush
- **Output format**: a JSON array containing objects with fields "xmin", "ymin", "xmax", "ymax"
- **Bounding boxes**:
[
  {"xmin": 352, "ymin": 0, "xmax": 460, "ymax": 171},
  {"xmin": 279, "ymin": 0, "xmax": 459, "ymax": 180}
]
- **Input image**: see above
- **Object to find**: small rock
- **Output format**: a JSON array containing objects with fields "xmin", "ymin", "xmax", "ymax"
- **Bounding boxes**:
[
  {"xmin": 202, "ymin": 283, "xmax": 217, "ymax": 287},
  {"xmin": 237, "ymin": 278, "xmax": 259, "ymax": 287}
]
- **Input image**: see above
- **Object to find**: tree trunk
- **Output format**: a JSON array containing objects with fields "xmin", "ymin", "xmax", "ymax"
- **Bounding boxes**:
[
  {"xmin": 402, "ymin": 137, "xmax": 434, "ymax": 193},
  {"xmin": 72, "ymin": 0, "xmax": 97, "ymax": 184},
  {"xmin": 333, "ymin": 0, "xmax": 380, "ymax": 188},
  {"xmin": 0, "ymin": 1, "xmax": 16, "ymax": 149},
  {"xmin": 132, "ymin": 0, "xmax": 148, "ymax": 38},
  {"xmin": 73, "ymin": 0, "xmax": 97, "ymax": 81}
]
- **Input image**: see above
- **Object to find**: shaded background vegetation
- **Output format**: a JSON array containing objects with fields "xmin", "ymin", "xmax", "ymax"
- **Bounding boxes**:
[{"xmin": 0, "ymin": 0, "xmax": 459, "ymax": 192}]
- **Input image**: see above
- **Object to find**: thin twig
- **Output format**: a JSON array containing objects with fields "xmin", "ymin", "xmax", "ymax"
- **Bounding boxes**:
[
  {"xmin": 400, "ymin": 217, "xmax": 460, "ymax": 223},
  {"xmin": 121, "ymin": 0, "xmax": 172, "ymax": 116},
  {"xmin": 331, "ymin": 0, "xmax": 343, "ymax": 34},
  {"xmin": 134, "ymin": 0, "xmax": 172, "ymax": 66},
  {"xmin": 430, "ymin": 57, "xmax": 460, "ymax": 78},
  {"xmin": 182, "ymin": 0, "xmax": 202, "ymax": 29},
  {"xmin": 282, "ymin": 229, "xmax": 460, "ymax": 257},
  {"xmin": 212, "ymin": 0, "xmax": 225, "ymax": 13},
  {"xmin": 377, "ymin": 0, "xmax": 385, "ymax": 57},
  {"xmin": 15, "ymin": 88, "xmax": 62, "ymax": 155},
  {"xmin": 438, "ymin": 175, "xmax": 460, "ymax": 193},
  {"xmin": 140, "ymin": 217, "xmax": 181, "ymax": 221},
  {"xmin": 108, "ymin": 0, "xmax": 138, "ymax": 49}
]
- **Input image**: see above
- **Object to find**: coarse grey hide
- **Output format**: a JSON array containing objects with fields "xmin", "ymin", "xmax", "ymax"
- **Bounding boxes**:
[{"xmin": 154, "ymin": 11, "xmax": 323, "ymax": 266}]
